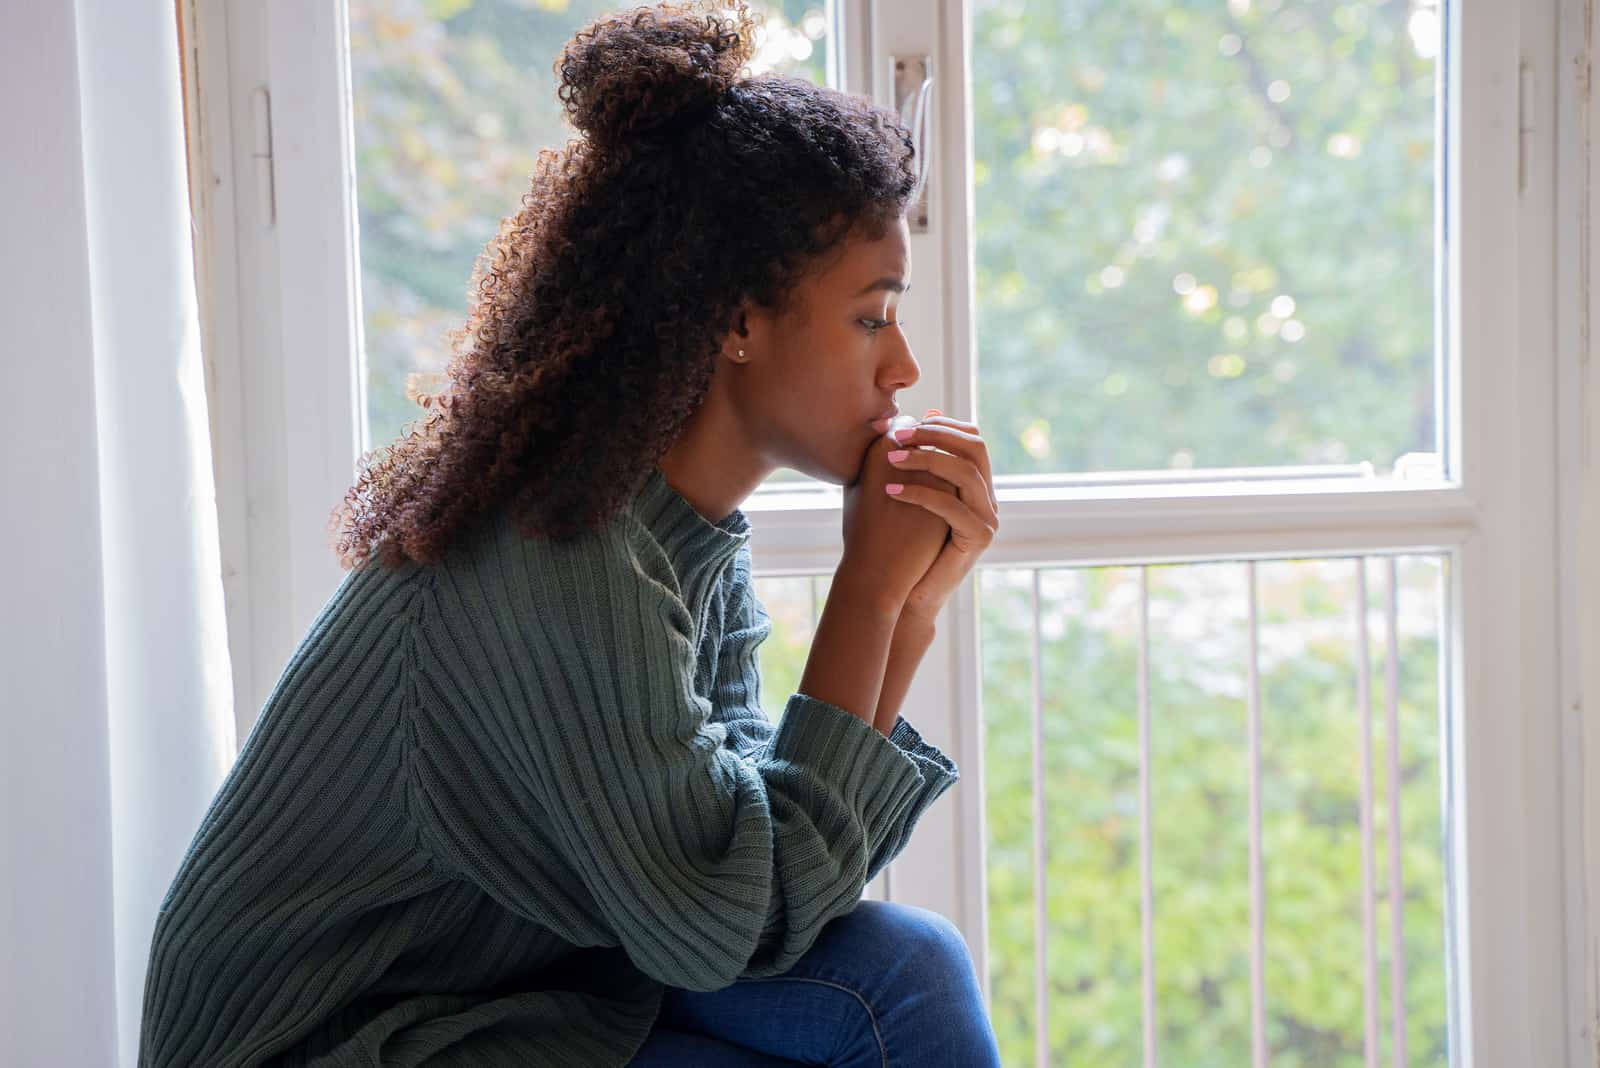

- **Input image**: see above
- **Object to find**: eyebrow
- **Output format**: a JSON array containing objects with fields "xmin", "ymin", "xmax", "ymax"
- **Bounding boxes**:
[{"xmin": 853, "ymin": 276, "xmax": 912, "ymax": 296}]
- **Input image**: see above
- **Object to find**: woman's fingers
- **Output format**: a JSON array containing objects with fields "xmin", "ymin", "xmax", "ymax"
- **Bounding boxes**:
[
  {"xmin": 889, "ymin": 420, "xmax": 998, "ymax": 515},
  {"xmin": 886, "ymin": 445, "xmax": 997, "ymax": 528},
  {"xmin": 883, "ymin": 480, "xmax": 995, "ymax": 553},
  {"xmin": 921, "ymin": 410, "xmax": 979, "ymax": 433}
]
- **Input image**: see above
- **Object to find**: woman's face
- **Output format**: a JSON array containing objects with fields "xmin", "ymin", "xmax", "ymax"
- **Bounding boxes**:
[{"xmin": 729, "ymin": 215, "xmax": 920, "ymax": 486}]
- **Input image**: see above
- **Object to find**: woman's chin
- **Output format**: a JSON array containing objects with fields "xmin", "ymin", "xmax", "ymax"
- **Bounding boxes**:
[
  {"xmin": 783, "ymin": 453, "xmax": 848, "ymax": 488},
  {"xmin": 807, "ymin": 461, "xmax": 853, "ymax": 488},
  {"xmin": 835, "ymin": 436, "xmax": 880, "ymax": 486},
  {"xmin": 784, "ymin": 432, "xmax": 876, "ymax": 487}
]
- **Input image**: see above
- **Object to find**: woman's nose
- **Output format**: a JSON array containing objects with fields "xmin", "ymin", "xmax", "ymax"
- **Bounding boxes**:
[{"xmin": 884, "ymin": 334, "xmax": 920, "ymax": 391}]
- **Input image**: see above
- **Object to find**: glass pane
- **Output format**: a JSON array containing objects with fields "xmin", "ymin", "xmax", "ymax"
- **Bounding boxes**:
[
  {"xmin": 972, "ymin": 0, "xmax": 1443, "ymax": 480},
  {"xmin": 980, "ymin": 555, "xmax": 1450, "ymax": 1065},
  {"xmin": 349, "ymin": 0, "xmax": 833, "ymax": 454},
  {"xmin": 750, "ymin": 572, "xmax": 832, "ymax": 726},
  {"xmin": 1146, "ymin": 562, "xmax": 1254, "ymax": 1063}
]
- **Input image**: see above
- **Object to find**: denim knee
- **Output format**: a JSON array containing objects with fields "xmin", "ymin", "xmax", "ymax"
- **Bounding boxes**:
[
  {"xmin": 856, "ymin": 901, "xmax": 978, "ymax": 987},
  {"xmin": 850, "ymin": 901, "xmax": 996, "ymax": 1063}
]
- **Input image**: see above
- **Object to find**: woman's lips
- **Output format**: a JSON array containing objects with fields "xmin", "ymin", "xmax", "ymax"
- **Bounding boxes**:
[
  {"xmin": 869, "ymin": 408, "xmax": 901, "ymax": 434},
  {"xmin": 870, "ymin": 412, "xmax": 918, "ymax": 436}
]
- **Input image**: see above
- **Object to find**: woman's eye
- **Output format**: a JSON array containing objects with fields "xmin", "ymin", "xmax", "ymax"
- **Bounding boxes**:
[{"xmin": 860, "ymin": 317, "xmax": 891, "ymax": 333}]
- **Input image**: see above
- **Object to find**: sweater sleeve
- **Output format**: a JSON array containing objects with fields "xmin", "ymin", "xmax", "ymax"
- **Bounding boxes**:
[
  {"xmin": 703, "ymin": 546, "xmax": 779, "ymax": 761},
  {"xmin": 407, "ymin": 527, "xmax": 958, "ymax": 991},
  {"xmin": 709, "ymin": 546, "xmax": 962, "ymax": 854}
]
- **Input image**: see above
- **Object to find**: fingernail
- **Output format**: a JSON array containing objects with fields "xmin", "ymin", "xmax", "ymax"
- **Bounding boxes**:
[
  {"xmin": 885, "ymin": 483, "xmax": 905, "ymax": 495},
  {"xmin": 891, "ymin": 426, "xmax": 914, "ymax": 444},
  {"xmin": 887, "ymin": 449, "xmax": 909, "ymax": 462},
  {"xmin": 927, "ymin": 408, "xmax": 942, "ymax": 416}
]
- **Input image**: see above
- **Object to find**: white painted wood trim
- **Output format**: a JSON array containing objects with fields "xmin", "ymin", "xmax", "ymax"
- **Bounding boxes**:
[
  {"xmin": 1555, "ymin": 0, "xmax": 1597, "ymax": 1060},
  {"xmin": 190, "ymin": 0, "xmax": 365, "ymax": 739},
  {"xmin": 263, "ymin": 0, "xmax": 366, "ymax": 648}
]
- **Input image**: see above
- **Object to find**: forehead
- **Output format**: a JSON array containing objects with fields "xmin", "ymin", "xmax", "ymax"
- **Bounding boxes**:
[{"xmin": 817, "ymin": 216, "xmax": 911, "ymax": 295}]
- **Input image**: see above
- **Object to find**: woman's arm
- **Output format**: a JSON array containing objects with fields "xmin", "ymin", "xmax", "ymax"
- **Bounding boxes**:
[
  {"xmin": 798, "ymin": 563, "xmax": 902, "ymax": 734},
  {"xmin": 874, "ymin": 612, "xmax": 936, "ymax": 735}
]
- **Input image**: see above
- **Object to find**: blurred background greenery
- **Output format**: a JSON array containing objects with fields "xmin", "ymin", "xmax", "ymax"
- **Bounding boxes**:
[
  {"xmin": 970, "ymin": 0, "xmax": 1438, "ymax": 477},
  {"xmin": 751, "ymin": 558, "xmax": 1447, "ymax": 1068},
  {"xmin": 349, "ymin": 1, "xmax": 1449, "ymax": 1063}
]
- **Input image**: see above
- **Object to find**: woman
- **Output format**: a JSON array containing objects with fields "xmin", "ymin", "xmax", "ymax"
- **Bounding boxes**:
[{"xmin": 139, "ymin": 2, "xmax": 1001, "ymax": 1065}]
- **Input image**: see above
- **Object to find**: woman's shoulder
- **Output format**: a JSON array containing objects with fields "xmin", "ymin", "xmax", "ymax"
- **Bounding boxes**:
[{"xmin": 421, "ymin": 501, "xmax": 671, "ymax": 627}]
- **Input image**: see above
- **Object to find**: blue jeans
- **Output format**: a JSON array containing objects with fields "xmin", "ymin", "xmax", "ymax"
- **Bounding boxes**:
[{"xmin": 626, "ymin": 899, "xmax": 1003, "ymax": 1067}]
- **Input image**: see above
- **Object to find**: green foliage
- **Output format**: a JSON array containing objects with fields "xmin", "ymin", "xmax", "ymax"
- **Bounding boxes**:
[
  {"xmin": 978, "ymin": 560, "xmax": 1447, "ymax": 1066},
  {"xmin": 972, "ymin": 0, "xmax": 1437, "ymax": 476},
  {"xmin": 751, "ymin": 557, "xmax": 1449, "ymax": 1066}
]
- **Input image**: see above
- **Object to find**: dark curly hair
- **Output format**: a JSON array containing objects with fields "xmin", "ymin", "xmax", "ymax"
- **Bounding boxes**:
[{"xmin": 331, "ymin": 0, "xmax": 921, "ymax": 570}]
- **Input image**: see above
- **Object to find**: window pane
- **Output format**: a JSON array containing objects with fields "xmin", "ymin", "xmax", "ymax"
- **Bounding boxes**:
[
  {"xmin": 349, "ymin": 0, "xmax": 832, "ymax": 454},
  {"xmin": 980, "ymin": 555, "xmax": 1449, "ymax": 1064},
  {"xmin": 749, "ymin": 573, "xmax": 833, "ymax": 726},
  {"xmin": 972, "ymin": 0, "xmax": 1442, "ymax": 479}
]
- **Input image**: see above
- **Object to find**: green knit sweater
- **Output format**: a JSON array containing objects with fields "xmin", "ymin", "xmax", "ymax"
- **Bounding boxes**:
[{"xmin": 138, "ymin": 467, "xmax": 959, "ymax": 1067}]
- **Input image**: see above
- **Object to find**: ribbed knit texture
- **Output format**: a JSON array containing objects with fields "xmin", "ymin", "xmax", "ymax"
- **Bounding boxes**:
[{"xmin": 137, "ymin": 467, "xmax": 959, "ymax": 1067}]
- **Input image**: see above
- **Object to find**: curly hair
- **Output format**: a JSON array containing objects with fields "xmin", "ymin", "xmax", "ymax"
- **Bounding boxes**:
[{"xmin": 330, "ymin": 0, "xmax": 921, "ymax": 570}]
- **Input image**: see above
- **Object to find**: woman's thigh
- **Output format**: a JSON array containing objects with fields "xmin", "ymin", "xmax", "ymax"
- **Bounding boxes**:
[
  {"xmin": 627, "ymin": 1027, "xmax": 805, "ymax": 1067},
  {"xmin": 626, "ymin": 899, "xmax": 1001, "ymax": 1068}
]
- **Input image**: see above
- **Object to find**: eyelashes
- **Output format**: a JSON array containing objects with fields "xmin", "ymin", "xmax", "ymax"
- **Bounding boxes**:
[{"xmin": 860, "ymin": 318, "xmax": 908, "ymax": 334}]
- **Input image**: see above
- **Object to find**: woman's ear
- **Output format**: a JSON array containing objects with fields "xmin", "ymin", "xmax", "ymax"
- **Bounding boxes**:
[{"xmin": 724, "ymin": 307, "xmax": 753, "ymax": 364}]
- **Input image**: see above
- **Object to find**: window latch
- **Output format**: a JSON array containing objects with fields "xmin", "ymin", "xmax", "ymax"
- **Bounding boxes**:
[
  {"xmin": 893, "ymin": 55, "xmax": 932, "ymax": 233},
  {"xmin": 251, "ymin": 86, "xmax": 275, "ymax": 226}
]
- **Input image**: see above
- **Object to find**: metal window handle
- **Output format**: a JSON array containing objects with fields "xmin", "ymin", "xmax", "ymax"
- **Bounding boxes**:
[{"xmin": 893, "ymin": 56, "xmax": 932, "ymax": 233}]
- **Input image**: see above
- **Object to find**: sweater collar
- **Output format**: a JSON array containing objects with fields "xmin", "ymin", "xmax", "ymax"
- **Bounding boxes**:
[{"xmin": 630, "ymin": 466, "xmax": 751, "ymax": 582}]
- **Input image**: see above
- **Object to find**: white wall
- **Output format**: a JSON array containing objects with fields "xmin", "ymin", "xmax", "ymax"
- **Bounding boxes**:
[
  {"xmin": 0, "ymin": 3, "xmax": 121, "ymax": 1064},
  {"xmin": 1, "ymin": 3, "xmax": 236, "ymax": 1066}
]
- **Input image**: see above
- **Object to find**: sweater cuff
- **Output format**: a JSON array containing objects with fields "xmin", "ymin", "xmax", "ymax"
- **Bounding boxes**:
[
  {"xmin": 865, "ymin": 713, "xmax": 960, "ymax": 878},
  {"xmin": 767, "ymin": 693, "xmax": 932, "ymax": 844},
  {"xmin": 889, "ymin": 713, "xmax": 960, "ymax": 788}
]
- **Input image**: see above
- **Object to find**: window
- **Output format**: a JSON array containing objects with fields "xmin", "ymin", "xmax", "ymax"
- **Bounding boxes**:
[
  {"xmin": 973, "ymin": 0, "xmax": 1444, "ymax": 481},
  {"xmin": 977, "ymin": 557, "xmax": 1449, "ymax": 1063},
  {"xmin": 192, "ymin": 0, "xmax": 1583, "ymax": 1062}
]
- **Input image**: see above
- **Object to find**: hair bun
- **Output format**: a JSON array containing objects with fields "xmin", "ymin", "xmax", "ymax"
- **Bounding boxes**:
[{"xmin": 557, "ymin": 1, "xmax": 756, "ymax": 147}]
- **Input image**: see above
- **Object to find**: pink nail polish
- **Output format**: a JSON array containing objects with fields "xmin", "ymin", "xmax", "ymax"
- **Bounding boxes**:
[
  {"xmin": 887, "ymin": 449, "xmax": 909, "ymax": 462},
  {"xmin": 891, "ymin": 426, "xmax": 914, "ymax": 444},
  {"xmin": 885, "ymin": 483, "xmax": 905, "ymax": 495}
]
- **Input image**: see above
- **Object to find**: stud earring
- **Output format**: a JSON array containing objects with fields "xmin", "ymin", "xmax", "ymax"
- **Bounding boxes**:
[{"xmin": 738, "ymin": 349, "xmax": 746, "ymax": 359}]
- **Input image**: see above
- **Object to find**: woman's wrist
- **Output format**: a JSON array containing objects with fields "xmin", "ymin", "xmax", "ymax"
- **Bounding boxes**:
[
  {"xmin": 874, "ymin": 613, "xmax": 936, "ymax": 735},
  {"xmin": 831, "ymin": 556, "xmax": 908, "ymax": 621},
  {"xmin": 799, "ymin": 566, "xmax": 903, "ymax": 728}
]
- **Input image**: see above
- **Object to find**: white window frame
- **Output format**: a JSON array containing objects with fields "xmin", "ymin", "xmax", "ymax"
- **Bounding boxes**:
[{"xmin": 183, "ymin": 0, "xmax": 1594, "ymax": 1061}]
